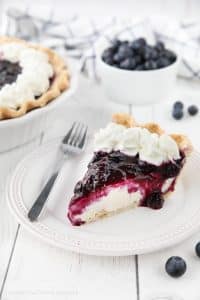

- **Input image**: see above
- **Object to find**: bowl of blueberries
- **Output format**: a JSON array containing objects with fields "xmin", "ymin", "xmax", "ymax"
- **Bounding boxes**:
[{"xmin": 96, "ymin": 37, "xmax": 179, "ymax": 105}]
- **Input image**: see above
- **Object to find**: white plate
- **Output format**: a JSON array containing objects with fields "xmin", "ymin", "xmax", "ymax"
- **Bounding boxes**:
[{"xmin": 6, "ymin": 138, "xmax": 200, "ymax": 256}]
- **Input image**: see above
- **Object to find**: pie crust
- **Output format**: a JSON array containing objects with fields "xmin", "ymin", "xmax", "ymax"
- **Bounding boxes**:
[
  {"xmin": 112, "ymin": 113, "xmax": 193, "ymax": 156},
  {"xmin": 0, "ymin": 36, "xmax": 70, "ymax": 120}
]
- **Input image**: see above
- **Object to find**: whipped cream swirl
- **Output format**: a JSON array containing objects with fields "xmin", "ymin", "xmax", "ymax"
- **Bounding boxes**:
[
  {"xmin": 0, "ymin": 43, "xmax": 53, "ymax": 108},
  {"xmin": 94, "ymin": 122, "xmax": 180, "ymax": 165}
]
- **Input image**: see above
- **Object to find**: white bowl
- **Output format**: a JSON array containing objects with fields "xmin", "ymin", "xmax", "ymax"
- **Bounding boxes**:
[
  {"xmin": 95, "ymin": 38, "xmax": 180, "ymax": 106},
  {"xmin": 0, "ymin": 61, "xmax": 78, "ymax": 153}
]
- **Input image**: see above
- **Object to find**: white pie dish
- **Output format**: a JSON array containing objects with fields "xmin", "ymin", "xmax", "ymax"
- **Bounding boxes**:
[
  {"xmin": 95, "ymin": 37, "xmax": 180, "ymax": 106},
  {"xmin": 6, "ymin": 137, "xmax": 200, "ymax": 256},
  {"xmin": 0, "ymin": 60, "xmax": 77, "ymax": 153}
]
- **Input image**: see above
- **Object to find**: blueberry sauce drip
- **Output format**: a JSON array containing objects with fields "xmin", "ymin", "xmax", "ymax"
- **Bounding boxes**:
[
  {"xmin": 68, "ymin": 150, "xmax": 185, "ymax": 225},
  {"xmin": 0, "ymin": 60, "xmax": 22, "ymax": 89}
]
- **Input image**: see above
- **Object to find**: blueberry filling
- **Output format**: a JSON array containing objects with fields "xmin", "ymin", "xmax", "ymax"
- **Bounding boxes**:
[
  {"xmin": 0, "ymin": 60, "xmax": 22, "ymax": 89},
  {"xmin": 68, "ymin": 150, "xmax": 185, "ymax": 225}
]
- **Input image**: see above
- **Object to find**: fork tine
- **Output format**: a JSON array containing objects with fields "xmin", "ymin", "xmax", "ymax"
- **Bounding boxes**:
[
  {"xmin": 78, "ymin": 126, "xmax": 88, "ymax": 149},
  {"xmin": 69, "ymin": 122, "xmax": 82, "ymax": 146},
  {"xmin": 72, "ymin": 123, "xmax": 86, "ymax": 147},
  {"xmin": 62, "ymin": 122, "xmax": 76, "ymax": 144}
]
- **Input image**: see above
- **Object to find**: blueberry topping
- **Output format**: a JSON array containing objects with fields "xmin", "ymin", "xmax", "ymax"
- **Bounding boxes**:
[
  {"xmin": 195, "ymin": 242, "xmax": 200, "ymax": 257},
  {"xmin": 145, "ymin": 191, "xmax": 164, "ymax": 209},
  {"xmin": 188, "ymin": 105, "xmax": 198, "ymax": 116},
  {"xmin": 101, "ymin": 37, "xmax": 176, "ymax": 71},
  {"xmin": 0, "ymin": 60, "xmax": 22, "ymax": 89},
  {"xmin": 165, "ymin": 256, "xmax": 187, "ymax": 278},
  {"xmin": 173, "ymin": 101, "xmax": 184, "ymax": 110},
  {"xmin": 160, "ymin": 162, "xmax": 181, "ymax": 178},
  {"xmin": 172, "ymin": 108, "xmax": 184, "ymax": 120},
  {"xmin": 72, "ymin": 150, "xmax": 183, "ymax": 207}
]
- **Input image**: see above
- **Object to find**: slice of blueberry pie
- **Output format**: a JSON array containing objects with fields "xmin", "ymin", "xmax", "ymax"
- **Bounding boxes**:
[
  {"xmin": 0, "ymin": 36, "xmax": 70, "ymax": 120},
  {"xmin": 68, "ymin": 113, "xmax": 193, "ymax": 226}
]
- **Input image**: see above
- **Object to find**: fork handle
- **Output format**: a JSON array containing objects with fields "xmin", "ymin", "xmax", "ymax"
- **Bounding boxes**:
[{"xmin": 28, "ymin": 172, "xmax": 58, "ymax": 222}]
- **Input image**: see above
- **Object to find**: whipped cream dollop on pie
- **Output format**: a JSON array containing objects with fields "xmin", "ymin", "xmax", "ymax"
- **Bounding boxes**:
[
  {"xmin": 0, "ymin": 37, "xmax": 69, "ymax": 120},
  {"xmin": 68, "ymin": 113, "xmax": 193, "ymax": 226},
  {"xmin": 94, "ymin": 122, "xmax": 180, "ymax": 165}
]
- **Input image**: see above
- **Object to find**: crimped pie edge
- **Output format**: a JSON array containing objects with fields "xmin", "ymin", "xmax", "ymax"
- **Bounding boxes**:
[
  {"xmin": 0, "ymin": 36, "xmax": 70, "ymax": 120},
  {"xmin": 112, "ymin": 113, "xmax": 193, "ymax": 156}
]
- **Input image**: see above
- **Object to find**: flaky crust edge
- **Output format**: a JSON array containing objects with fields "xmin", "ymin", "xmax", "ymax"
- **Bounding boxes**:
[
  {"xmin": 0, "ymin": 36, "xmax": 70, "ymax": 120},
  {"xmin": 112, "ymin": 113, "xmax": 193, "ymax": 156}
]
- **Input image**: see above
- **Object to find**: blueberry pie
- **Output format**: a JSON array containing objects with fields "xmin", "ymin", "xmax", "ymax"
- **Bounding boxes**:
[
  {"xmin": 0, "ymin": 36, "xmax": 70, "ymax": 120},
  {"xmin": 68, "ymin": 113, "xmax": 192, "ymax": 226}
]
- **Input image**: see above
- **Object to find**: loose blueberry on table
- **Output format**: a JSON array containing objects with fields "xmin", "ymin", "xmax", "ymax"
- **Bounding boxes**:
[
  {"xmin": 195, "ymin": 242, "xmax": 200, "ymax": 257},
  {"xmin": 172, "ymin": 101, "xmax": 184, "ymax": 120},
  {"xmin": 172, "ymin": 101, "xmax": 199, "ymax": 120},
  {"xmin": 188, "ymin": 105, "xmax": 198, "ymax": 116},
  {"xmin": 101, "ymin": 37, "xmax": 177, "ymax": 71},
  {"xmin": 165, "ymin": 256, "xmax": 187, "ymax": 278}
]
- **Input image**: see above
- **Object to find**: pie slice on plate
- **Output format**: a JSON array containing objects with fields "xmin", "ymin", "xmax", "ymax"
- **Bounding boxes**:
[{"xmin": 68, "ymin": 113, "xmax": 193, "ymax": 226}]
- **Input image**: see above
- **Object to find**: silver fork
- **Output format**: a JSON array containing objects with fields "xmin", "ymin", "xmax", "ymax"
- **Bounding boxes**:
[{"xmin": 28, "ymin": 122, "xmax": 88, "ymax": 222}]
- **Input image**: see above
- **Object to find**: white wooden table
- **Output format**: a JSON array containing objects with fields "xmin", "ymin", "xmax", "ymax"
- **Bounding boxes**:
[{"xmin": 0, "ymin": 73, "xmax": 200, "ymax": 300}]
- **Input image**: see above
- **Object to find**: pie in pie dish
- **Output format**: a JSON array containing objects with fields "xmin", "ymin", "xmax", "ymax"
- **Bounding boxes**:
[
  {"xmin": 0, "ymin": 36, "xmax": 70, "ymax": 120},
  {"xmin": 68, "ymin": 113, "xmax": 193, "ymax": 226}
]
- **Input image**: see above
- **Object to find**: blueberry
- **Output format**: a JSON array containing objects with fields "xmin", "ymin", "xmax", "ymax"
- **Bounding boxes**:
[
  {"xmin": 195, "ymin": 242, "xmax": 200, "ymax": 257},
  {"xmin": 138, "ymin": 161, "xmax": 157, "ymax": 174},
  {"xmin": 172, "ymin": 108, "xmax": 183, "ymax": 120},
  {"xmin": 113, "ymin": 52, "xmax": 126, "ymax": 63},
  {"xmin": 104, "ymin": 56, "xmax": 114, "ymax": 66},
  {"xmin": 144, "ymin": 60, "xmax": 157, "ymax": 70},
  {"xmin": 141, "ymin": 45, "xmax": 155, "ymax": 61},
  {"xmin": 135, "ymin": 64, "xmax": 145, "ymax": 71},
  {"xmin": 102, "ymin": 47, "xmax": 114, "ymax": 62},
  {"xmin": 145, "ymin": 191, "xmax": 164, "ymax": 209},
  {"xmin": 165, "ymin": 256, "xmax": 187, "ymax": 278},
  {"xmin": 121, "ymin": 40, "xmax": 129, "ymax": 45},
  {"xmin": 188, "ymin": 105, "xmax": 198, "ymax": 116},
  {"xmin": 156, "ymin": 41, "xmax": 165, "ymax": 52},
  {"xmin": 151, "ymin": 48, "xmax": 159, "ymax": 60},
  {"xmin": 134, "ymin": 55, "xmax": 142, "ymax": 65},
  {"xmin": 74, "ymin": 181, "xmax": 83, "ymax": 194},
  {"xmin": 164, "ymin": 49, "xmax": 177, "ymax": 63},
  {"xmin": 118, "ymin": 44, "xmax": 133, "ymax": 58},
  {"xmin": 173, "ymin": 101, "xmax": 184, "ymax": 110},
  {"xmin": 160, "ymin": 162, "xmax": 180, "ymax": 178},
  {"xmin": 130, "ymin": 38, "xmax": 146, "ymax": 50},
  {"xmin": 111, "ymin": 39, "xmax": 121, "ymax": 50},
  {"xmin": 157, "ymin": 57, "xmax": 170, "ymax": 68},
  {"xmin": 119, "ymin": 58, "xmax": 136, "ymax": 70}
]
